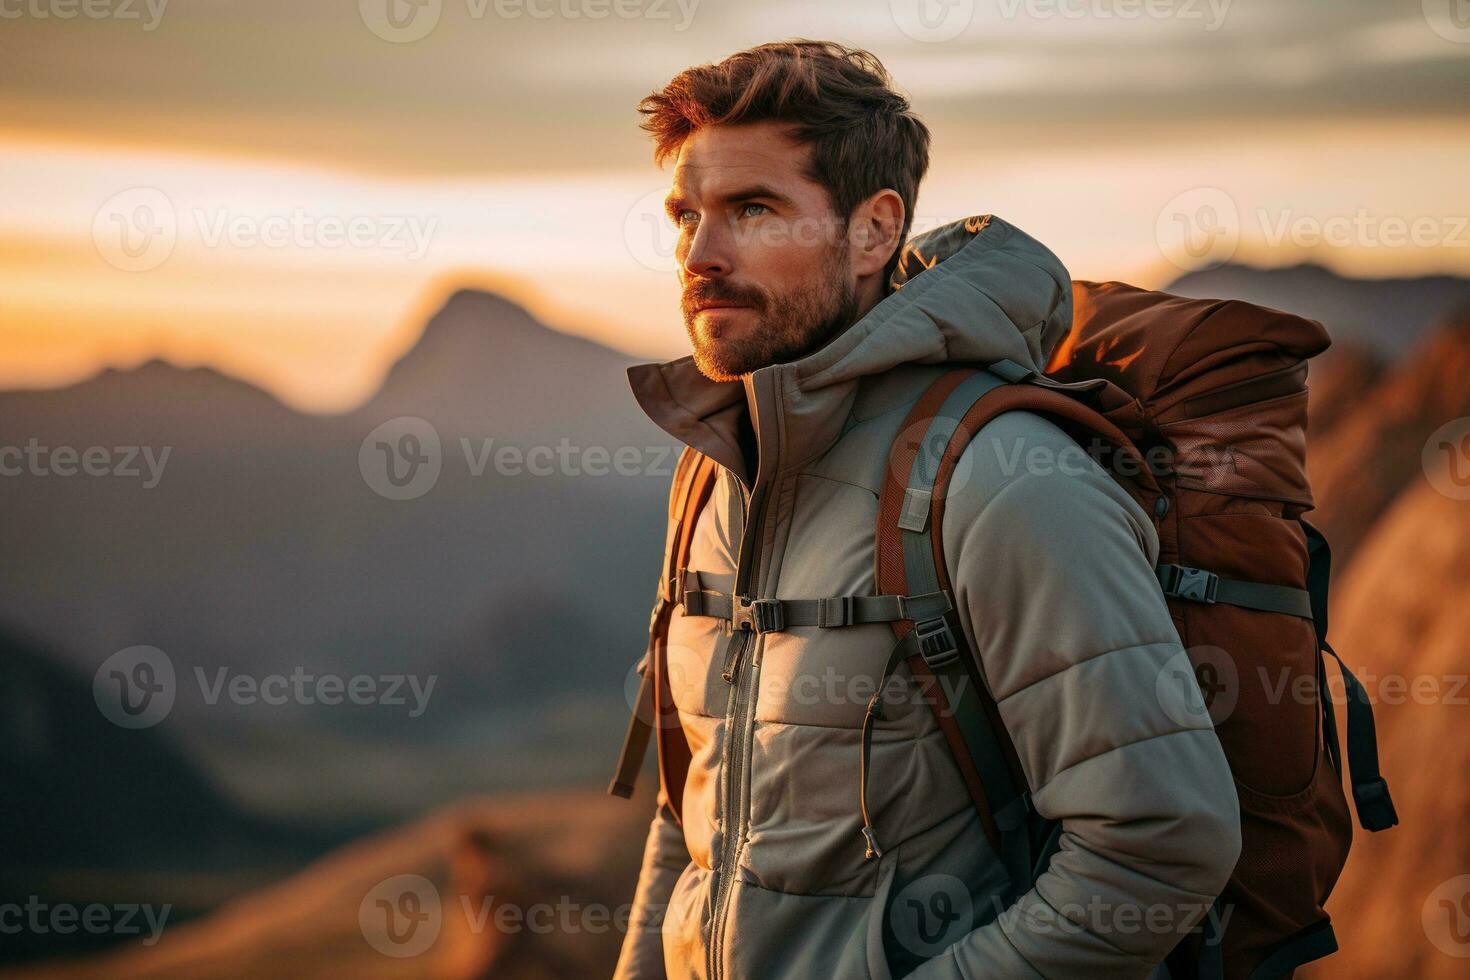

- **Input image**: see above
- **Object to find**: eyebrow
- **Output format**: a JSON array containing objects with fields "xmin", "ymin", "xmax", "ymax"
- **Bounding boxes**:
[{"xmin": 664, "ymin": 183, "xmax": 796, "ymax": 220}]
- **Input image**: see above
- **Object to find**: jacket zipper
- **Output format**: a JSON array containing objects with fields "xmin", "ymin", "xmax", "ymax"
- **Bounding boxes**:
[{"xmin": 707, "ymin": 371, "xmax": 775, "ymax": 980}]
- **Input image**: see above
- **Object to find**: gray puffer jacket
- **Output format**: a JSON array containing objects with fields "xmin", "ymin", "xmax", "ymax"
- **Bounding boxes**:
[{"xmin": 613, "ymin": 216, "xmax": 1240, "ymax": 980}]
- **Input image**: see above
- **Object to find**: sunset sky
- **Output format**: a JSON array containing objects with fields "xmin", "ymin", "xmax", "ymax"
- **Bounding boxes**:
[{"xmin": 3, "ymin": 0, "xmax": 1468, "ymax": 411}]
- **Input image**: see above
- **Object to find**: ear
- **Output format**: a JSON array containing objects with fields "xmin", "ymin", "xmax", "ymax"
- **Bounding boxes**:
[{"xmin": 847, "ymin": 188, "xmax": 906, "ymax": 280}]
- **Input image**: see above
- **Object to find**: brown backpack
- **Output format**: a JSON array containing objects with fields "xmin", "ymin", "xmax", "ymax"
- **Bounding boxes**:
[{"xmin": 610, "ymin": 279, "xmax": 1398, "ymax": 980}]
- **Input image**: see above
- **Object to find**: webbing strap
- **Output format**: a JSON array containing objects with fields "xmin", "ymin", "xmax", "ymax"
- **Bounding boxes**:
[
  {"xmin": 893, "ymin": 367, "xmax": 1038, "ymax": 900},
  {"xmin": 608, "ymin": 452, "xmax": 717, "ymax": 804},
  {"xmin": 609, "ymin": 652, "xmax": 655, "ymax": 798},
  {"xmin": 680, "ymin": 588, "xmax": 951, "ymax": 631},
  {"xmin": 1197, "ymin": 899, "xmax": 1227, "ymax": 980},
  {"xmin": 1303, "ymin": 520, "xmax": 1399, "ymax": 832},
  {"xmin": 1155, "ymin": 564, "xmax": 1314, "ymax": 619},
  {"xmin": 1323, "ymin": 643, "xmax": 1399, "ymax": 831}
]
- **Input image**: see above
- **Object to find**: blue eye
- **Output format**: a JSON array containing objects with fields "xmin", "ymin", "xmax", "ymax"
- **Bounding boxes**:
[
  {"xmin": 741, "ymin": 203, "xmax": 769, "ymax": 218},
  {"xmin": 675, "ymin": 209, "xmax": 698, "ymax": 227}
]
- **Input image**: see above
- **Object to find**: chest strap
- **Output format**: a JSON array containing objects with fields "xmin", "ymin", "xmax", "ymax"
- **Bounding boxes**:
[{"xmin": 678, "ymin": 571, "xmax": 952, "ymax": 634}]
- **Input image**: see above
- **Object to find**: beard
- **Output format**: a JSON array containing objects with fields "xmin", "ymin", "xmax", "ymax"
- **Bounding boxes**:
[{"xmin": 681, "ymin": 246, "xmax": 860, "ymax": 382}]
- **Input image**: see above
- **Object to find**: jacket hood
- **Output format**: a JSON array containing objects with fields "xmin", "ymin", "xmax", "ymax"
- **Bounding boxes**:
[{"xmin": 628, "ymin": 215, "xmax": 1073, "ymax": 475}]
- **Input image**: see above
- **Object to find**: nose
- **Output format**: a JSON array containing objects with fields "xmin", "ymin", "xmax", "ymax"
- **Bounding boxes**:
[{"xmin": 680, "ymin": 214, "xmax": 731, "ymax": 281}]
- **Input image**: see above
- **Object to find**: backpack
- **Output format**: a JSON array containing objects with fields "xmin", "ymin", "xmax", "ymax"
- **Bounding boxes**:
[{"xmin": 610, "ymin": 279, "xmax": 1398, "ymax": 980}]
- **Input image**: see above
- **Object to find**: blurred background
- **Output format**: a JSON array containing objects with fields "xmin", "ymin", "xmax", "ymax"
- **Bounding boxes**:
[{"xmin": 1, "ymin": 1, "xmax": 1468, "ymax": 976}]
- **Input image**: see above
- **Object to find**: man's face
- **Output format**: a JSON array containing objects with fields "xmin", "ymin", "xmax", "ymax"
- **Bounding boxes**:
[{"xmin": 666, "ymin": 122, "xmax": 861, "ymax": 381}]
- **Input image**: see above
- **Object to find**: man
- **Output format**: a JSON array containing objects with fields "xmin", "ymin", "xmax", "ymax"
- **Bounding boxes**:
[{"xmin": 614, "ymin": 40, "xmax": 1240, "ymax": 979}]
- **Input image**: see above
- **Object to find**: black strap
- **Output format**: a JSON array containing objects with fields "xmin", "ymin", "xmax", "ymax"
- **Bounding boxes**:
[
  {"xmin": 1322, "ymin": 643, "xmax": 1399, "ymax": 831},
  {"xmin": 1197, "ymin": 899, "xmax": 1226, "ymax": 980},
  {"xmin": 1247, "ymin": 918, "xmax": 1338, "ymax": 980},
  {"xmin": 1302, "ymin": 520, "xmax": 1399, "ymax": 832}
]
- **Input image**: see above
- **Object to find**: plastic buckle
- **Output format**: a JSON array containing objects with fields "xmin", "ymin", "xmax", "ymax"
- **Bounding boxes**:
[
  {"xmin": 733, "ymin": 597, "xmax": 785, "ymax": 634},
  {"xmin": 1173, "ymin": 566, "xmax": 1219, "ymax": 604},
  {"xmin": 914, "ymin": 617, "xmax": 959, "ymax": 669}
]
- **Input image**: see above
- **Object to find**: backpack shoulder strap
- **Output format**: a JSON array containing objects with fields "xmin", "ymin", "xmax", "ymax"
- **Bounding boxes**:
[
  {"xmin": 608, "ymin": 448, "xmax": 719, "ymax": 819},
  {"xmin": 875, "ymin": 364, "xmax": 1161, "ymax": 898}
]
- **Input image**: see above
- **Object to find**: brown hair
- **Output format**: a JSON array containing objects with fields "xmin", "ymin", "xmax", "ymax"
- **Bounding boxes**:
[{"xmin": 639, "ymin": 39, "xmax": 931, "ymax": 287}]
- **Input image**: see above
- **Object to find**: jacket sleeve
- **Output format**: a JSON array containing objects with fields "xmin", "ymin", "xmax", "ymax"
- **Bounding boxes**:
[
  {"xmin": 909, "ymin": 413, "xmax": 1241, "ymax": 980},
  {"xmin": 612, "ymin": 791, "xmax": 691, "ymax": 980}
]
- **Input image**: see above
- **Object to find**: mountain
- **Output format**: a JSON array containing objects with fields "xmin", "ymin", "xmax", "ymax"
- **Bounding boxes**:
[
  {"xmin": 0, "ymin": 291, "xmax": 677, "ymax": 821},
  {"xmin": 1304, "ymin": 340, "xmax": 1382, "ymax": 442},
  {"xmin": 1301, "ymin": 469, "xmax": 1470, "ymax": 979},
  {"xmin": 1166, "ymin": 263, "xmax": 1470, "ymax": 360},
  {"xmin": 0, "ymin": 788, "xmax": 653, "ymax": 979},
  {"xmin": 1306, "ymin": 308, "xmax": 1470, "ymax": 565}
]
